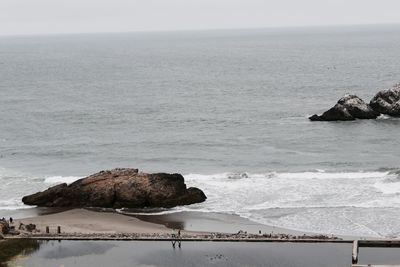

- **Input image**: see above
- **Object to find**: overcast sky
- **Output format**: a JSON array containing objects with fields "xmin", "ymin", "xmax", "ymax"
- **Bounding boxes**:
[{"xmin": 1, "ymin": 0, "xmax": 400, "ymax": 35}]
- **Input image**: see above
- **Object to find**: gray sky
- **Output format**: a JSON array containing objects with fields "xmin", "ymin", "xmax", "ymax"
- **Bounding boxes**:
[{"xmin": 1, "ymin": 0, "xmax": 400, "ymax": 35}]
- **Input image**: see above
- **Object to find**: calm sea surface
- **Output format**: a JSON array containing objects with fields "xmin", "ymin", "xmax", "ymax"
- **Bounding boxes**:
[{"xmin": 1, "ymin": 25, "xmax": 400, "ymax": 237}]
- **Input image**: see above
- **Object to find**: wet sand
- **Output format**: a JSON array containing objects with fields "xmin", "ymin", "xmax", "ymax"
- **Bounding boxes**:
[
  {"xmin": 0, "ymin": 207, "xmax": 71, "ymax": 220},
  {"xmin": 130, "ymin": 211, "xmax": 309, "ymax": 235}
]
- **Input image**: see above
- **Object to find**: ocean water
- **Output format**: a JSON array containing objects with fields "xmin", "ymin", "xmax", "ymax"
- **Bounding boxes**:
[{"xmin": 1, "ymin": 25, "xmax": 400, "ymax": 237}]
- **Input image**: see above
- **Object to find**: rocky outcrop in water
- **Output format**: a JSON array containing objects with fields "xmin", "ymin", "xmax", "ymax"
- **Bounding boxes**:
[
  {"xmin": 22, "ymin": 168, "xmax": 207, "ymax": 209},
  {"xmin": 309, "ymin": 94, "xmax": 379, "ymax": 121},
  {"xmin": 370, "ymin": 84, "xmax": 400, "ymax": 116},
  {"xmin": 309, "ymin": 84, "xmax": 400, "ymax": 121}
]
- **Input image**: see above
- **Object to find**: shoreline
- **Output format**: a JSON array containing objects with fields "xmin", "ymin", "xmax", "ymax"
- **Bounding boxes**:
[
  {"xmin": 1, "ymin": 207, "xmax": 370, "ymax": 241},
  {"xmin": 127, "ymin": 210, "xmax": 313, "ymax": 236},
  {"xmin": 4, "ymin": 235, "xmax": 347, "ymax": 242},
  {"xmin": 4, "ymin": 208, "xmax": 400, "ymax": 267},
  {"xmin": 8, "ymin": 208, "xmax": 347, "ymax": 241},
  {"xmin": 11, "ymin": 208, "xmax": 317, "ymax": 236}
]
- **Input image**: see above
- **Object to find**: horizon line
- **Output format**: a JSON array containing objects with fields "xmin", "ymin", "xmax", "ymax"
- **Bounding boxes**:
[{"xmin": 1, "ymin": 22, "xmax": 400, "ymax": 38}]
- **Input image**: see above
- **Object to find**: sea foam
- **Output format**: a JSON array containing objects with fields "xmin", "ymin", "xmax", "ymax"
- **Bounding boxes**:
[
  {"xmin": 44, "ymin": 176, "xmax": 82, "ymax": 184},
  {"xmin": 2, "ymin": 168, "xmax": 400, "ymax": 237},
  {"xmin": 182, "ymin": 170, "xmax": 400, "ymax": 237},
  {"xmin": 0, "ymin": 167, "xmax": 82, "ymax": 211}
]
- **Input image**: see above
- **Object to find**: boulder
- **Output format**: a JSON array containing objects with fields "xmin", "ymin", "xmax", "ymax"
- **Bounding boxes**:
[
  {"xmin": 25, "ymin": 224, "xmax": 36, "ymax": 232},
  {"xmin": 22, "ymin": 168, "xmax": 206, "ymax": 209},
  {"xmin": 0, "ymin": 220, "xmax": 10, "ymax": 235},
  {"xmin": 370, "ymin": 84, "xmax": 400, "ymax": 116},
  {"xmin": 309, "ymin": 94, "xmax": 379, "ymax": 121},
  {"xmin": 309, "ymin": 104, "xmax": 354, "ymax": 121}
]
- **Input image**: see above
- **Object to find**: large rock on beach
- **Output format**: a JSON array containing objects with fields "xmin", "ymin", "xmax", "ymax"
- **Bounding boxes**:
[
  {"xmin": 309, "ymin": 94, "xmax": 379, "ymax": 121},
  {"xmin": 370, "ymin": 84, "xmax": 400, "ymax": 116},
  {"xmin": 22, "ymin": 168, "xmax": 206, "ymax": 209}
]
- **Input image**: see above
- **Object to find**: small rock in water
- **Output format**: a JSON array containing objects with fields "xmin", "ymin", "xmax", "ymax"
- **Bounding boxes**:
[
  {"xmin": 309, "ymin": 94, "xmax": 379, "ymax": 121},
  {"xmin": 370, "ymin": 83, "xmax": 400, "ymax": 116},
  {"xmin": 309, "ymin": 83, "xmax": 400, "ymax": 121}
]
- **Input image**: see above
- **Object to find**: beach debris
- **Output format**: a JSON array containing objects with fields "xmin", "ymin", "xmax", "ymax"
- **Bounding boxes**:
[
  {"xmin": 26, "ymin": 224, "xmax": 36, "ymax": 232},
  {"xmin": 12, "ymin": 231, "xmax": 341, "ymax": 241},
  {"xmin": 0, "ymin": 218, "xmax": 10, "ymax": 235},
  {"xmin": 22, "ymin": 168, "xmax": 207, "ymax": 209},
  {"xmin": 18, "ymin": 223, "xmax": 37, "ymax": 233}
]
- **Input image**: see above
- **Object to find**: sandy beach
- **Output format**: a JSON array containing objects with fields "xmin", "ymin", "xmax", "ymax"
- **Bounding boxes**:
[
  {"xmin": 130, "ymin": 210, "xmax": 311, "ymax": 236},
  {"xmin": 13, "ymin": 208, "xmax": 321, "ymax": 238},
  {"xmin": 15, "ymin": 209, "xmax": 171, "ymax": 235}
]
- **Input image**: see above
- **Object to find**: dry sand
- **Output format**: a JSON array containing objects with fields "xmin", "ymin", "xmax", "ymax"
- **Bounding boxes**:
[
  {"xmin": 13, "ymin": 208, "xmax": 349, "ymax": 239},
  {"xmin": 16, "ymin": 209, "xmax": 171, "ymax": 234},
  {"xmin": 14, "ymin": 208, "xmax": 303, "ymax": 237}
]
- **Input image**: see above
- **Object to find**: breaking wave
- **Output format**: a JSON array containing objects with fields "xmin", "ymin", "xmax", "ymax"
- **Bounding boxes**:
[
  {"xmin": 2, "ymin": 167, "xmax": 400, "ymax": 237},
  {"xmin": 0, "ymin": 167, "xmax": 81, "ymax": 211},
  {"xmin": 44, "ymin": 176, "xmax": 82, "ymax": 184},
  {"xmin": 181, "ymin": 170, "xmax": 400, "ymax": 237}
]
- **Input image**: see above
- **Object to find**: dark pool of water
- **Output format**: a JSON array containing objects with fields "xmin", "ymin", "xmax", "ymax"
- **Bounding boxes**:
[
  {"xmin": 5, "ymin": 240, "xmax": 354, "ymax": 267},
  {"xmin": 4, "ymin": 240, "xmax": 400, "ymax": 266}
]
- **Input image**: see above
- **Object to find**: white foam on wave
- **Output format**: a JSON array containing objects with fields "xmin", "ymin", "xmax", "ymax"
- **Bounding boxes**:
[
  {"xmin": 44, "ymin": 176, "xmax": 82, "ymax": 184},
  {"xmin": 377, "ymin": 114, "xmax": 400, "ymax": 120},
  {"xmin": 184, "ymin": 171, "xmax": 398, "ymax": 212},
  {"xmin": 117, "ymin": 208, "xmax": 183, "ymax": 216},
  {"xmin": 0, "ymin": 166, "xmax": 24, "ymax": 178},
  {"xmin": 0, "ymin": 167, "xmax": 83, "ymax": 211},
  {"xmin": 185, "ymin": 170, "xmax": 389, "ymax": 181},
  {"xmin": 0, "ymin": 200, "xmax": 27, "ymax": 210},
  {"xmin": 183, "ymin": 170, "xmax": 400, "ymax": 237},
  {"xmin": 374, "ymin": 181, "xmax": 400, "ymax": 195},
  {"xmin": 2, "ymin": 167, "xmax": 400, "ymax": 237},
  {"xmin": 0, "ymin": 205, "xmax": 29, "ymax": 210},
  {"xmin": 270, "ymin": 171, "xmax": 388, "ymax": 180}
]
